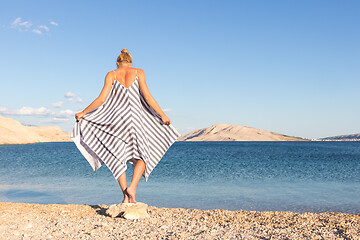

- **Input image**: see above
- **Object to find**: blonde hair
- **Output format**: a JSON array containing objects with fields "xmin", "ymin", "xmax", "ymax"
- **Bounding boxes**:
[{"xmin": 117, "ymin": 48, "xmax": 132, "ymax": 64}]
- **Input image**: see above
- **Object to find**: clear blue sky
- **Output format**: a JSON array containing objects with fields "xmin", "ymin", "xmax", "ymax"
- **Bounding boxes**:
[{"xmin": 0, "ymin": 0, "xmax": 359, "ymax": 139}]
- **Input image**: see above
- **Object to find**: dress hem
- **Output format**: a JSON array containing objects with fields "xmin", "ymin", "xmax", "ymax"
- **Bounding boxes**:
[{"xmin": 71, "ymin": 121, "xmax": 104, "ymax": 173}]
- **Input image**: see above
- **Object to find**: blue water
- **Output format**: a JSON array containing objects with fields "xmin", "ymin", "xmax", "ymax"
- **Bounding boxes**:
[{"xmin": 0, "ymin": 141, "xmax": 359, "ymax": 214}]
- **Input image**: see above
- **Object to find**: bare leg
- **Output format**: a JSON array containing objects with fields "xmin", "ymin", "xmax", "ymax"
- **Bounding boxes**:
[
  {"xmin": 126, "ymin": 159, "xmax": 146, "ymax": 203},
  {"xmin": 118, "ymin": 172, "xmax": 129, "ymax": 203}
]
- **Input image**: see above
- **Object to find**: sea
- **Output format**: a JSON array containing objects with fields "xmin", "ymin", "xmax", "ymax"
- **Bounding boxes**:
[{"xmin": 0, "ymin": 141, "xmax": 359, "ymax": 214}]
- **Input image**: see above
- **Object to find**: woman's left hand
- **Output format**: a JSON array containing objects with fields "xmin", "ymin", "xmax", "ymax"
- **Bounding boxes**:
[
  {"xmin": 75, "ymin": 111, "xmax": 85, "ymax": 121},
  {"xmin": 161, "ymin": 114, "xmax": 171, "ymax": 125}
]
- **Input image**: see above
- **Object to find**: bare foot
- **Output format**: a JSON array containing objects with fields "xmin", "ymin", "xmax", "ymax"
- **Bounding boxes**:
[
  {"xmin": 125, "ymin": 187, "xmax": 137, "ymax": 203},
  {"xmin": 122, "ymin": 188, "xmax": 130, "ymax": 203}
]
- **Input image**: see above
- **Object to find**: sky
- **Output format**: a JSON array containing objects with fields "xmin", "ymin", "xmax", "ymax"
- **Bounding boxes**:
[{"xmin": 0, "ymin": 0, "xmax": 359, "ymax": 139}]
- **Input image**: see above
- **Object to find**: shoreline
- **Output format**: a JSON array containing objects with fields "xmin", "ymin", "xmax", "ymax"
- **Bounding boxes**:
[
  {"xmin": 3, "ymin": 140, "xmax": 360, "ymax": 146},
  {"xmin": 1, "ymin": 202, "xmax": 359, "ymax": 239}
]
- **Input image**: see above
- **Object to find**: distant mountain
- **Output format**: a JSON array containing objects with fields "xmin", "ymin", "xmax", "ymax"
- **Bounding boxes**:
[
  {"xmin": 320, "ymin": 133, "xmax": 360, "ymax": 141},
  {"xmin": 0, "ymin": 115, "xmax": 71, "ymax": 145},
  {"xmin": 177, "ymin": 124, "xmax": 307, "ymax": 141}
]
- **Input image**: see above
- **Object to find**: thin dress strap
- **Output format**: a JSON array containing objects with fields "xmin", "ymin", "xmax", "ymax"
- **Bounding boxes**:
[
  {"xmin": 135, "ymin": 69, "xmax": 137, "ymax": 78},
  {"xmin": 113, "ymin": 70, "xmax": 117, "ymax": 84}
]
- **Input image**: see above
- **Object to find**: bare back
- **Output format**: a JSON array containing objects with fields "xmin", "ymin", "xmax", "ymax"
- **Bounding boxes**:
[{"xmin": 113, "ymin": 67, "xmax": 138, "ymax": 88}]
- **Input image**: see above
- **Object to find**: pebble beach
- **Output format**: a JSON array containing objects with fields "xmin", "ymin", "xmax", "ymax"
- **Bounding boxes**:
[{"xmin": 0, "ymin": 202, "xmax": 359, "ymax": 239}]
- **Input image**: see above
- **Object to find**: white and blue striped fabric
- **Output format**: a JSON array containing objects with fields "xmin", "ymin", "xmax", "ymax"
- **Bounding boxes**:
[{"xmin": 71, "ymin": 69, "xmax": 181, "ymax": 182}]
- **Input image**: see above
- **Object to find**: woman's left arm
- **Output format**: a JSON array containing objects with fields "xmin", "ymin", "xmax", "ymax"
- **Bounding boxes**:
[{"xmin": 75, "ymin": 71, "xmax": 113, "ymax": 121}]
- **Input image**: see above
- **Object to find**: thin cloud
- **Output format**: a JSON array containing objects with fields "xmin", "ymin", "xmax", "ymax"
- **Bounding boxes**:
[
  {"xmin": 52, "ymin": 101, "xmax": 63, "ymax": 108},
  {"xmin": 67, "ymin": 97, "xmax": 83, "ymax": 103},
  {"xmin": 64, "ymin": 92, "xmax": 75, "ymax": 98},
  {"xmin": 43, "ymin": 117, "xmax": 70, "ymax": 123},
  {"xmin": 65, "ymin": 92, "xmax": 83, "ymax": 103},
  {"xmin": 39, "ymin": 25, "xmax": 49, "ymax": 32},
  {"xmin": 10, "ymin": 17, "xmax": 57, "ymax": 34},
  {"xmin": 0, "ymin": 106, "xmax": 74, "ymax": 118},
  {"xmin": 32, "ymin": 29, "xmax": 42, "ymax": 35},
  {"xmin": 32, "ymin": 25, "xmax": 50, "ymax": 35},
  {"xmin": 10, "ymin": 17, "xmax": 32, "ymax": 30},
  {"xmin": 163, "ymin": 108, "xmax": 172, "ymax": 112}
]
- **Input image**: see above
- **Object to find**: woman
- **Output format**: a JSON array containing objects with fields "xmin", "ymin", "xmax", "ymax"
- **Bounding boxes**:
[{"xmin": 71, "ymin": 49, "xmax": 181, "ymax": 204}]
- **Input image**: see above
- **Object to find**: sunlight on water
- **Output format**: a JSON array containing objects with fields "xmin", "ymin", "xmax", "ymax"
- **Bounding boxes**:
[{"xmin": 0, "ymin": 141, "xmax": 359, "ymax": 213}]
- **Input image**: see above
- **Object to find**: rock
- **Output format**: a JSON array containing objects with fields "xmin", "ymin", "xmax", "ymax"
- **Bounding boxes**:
[{"xmin": 106, "ymin": 202, "xmax": 150, "ymax": 219}]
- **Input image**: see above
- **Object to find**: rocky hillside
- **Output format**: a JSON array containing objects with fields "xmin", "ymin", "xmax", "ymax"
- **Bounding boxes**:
[
  {"xmin": 178, "ymin": 124, "xmax": 307, "ymax": 141},
  {"xmin": 0, "ymin": 115, "xmax": 71, "ymax": 145},
  {"xmin": 320, "ymin": 133, "xmax": 360, "ymax": 141}
]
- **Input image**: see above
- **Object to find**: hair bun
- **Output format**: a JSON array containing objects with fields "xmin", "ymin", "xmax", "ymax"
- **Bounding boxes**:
[
  {"xmin": 117, "ymin": 48, "xmax": 132, "ymax": 64},
  {"xmin": 121, "ymin": 48, "xmax": 129, "ymax": 54}
]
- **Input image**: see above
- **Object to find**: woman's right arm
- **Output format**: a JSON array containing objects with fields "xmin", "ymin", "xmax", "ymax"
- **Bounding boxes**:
[
  {"xmin": 137, "ymin": 69, "xmax": 171, "ymax": 125},
  {"xmin": 75, "ymin": 71, "xmax": 113, "ymax": 121}
]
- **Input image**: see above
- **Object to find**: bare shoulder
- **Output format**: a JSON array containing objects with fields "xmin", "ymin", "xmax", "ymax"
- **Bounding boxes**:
[
  {"xmin": 107, "ymin": 70, "xmax": 115, "ymax": 76},
  {"xmin": 136, "ymin": 68, "xmax": 145, "ymax": 79},
  {"xmin": 104, "ymin": 71, "xmax": 115, "ymax": 83},
  {"xmin": 106, "ymin": 70, "xmax": 116, "ymax": 78},
  {"xmin": 135, "ymin": 68, "xmax": 144, "ymax": 73}
]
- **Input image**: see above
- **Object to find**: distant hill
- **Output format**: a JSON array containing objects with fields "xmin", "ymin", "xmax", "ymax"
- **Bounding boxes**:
[
  {"xmin": 177, "ymin": 124, "xmax": 307, "ymax": 141},
  {"xmin": 0, "ymin": 115, "xmax": 71, "ymax": 145},
  {"xmin": 320, "ymin": 133, "xmax": 360, "ymax": 141}
]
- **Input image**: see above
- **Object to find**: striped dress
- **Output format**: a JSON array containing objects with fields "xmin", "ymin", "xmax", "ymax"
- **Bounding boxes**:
[{"xmin": 71, "ymin": 69, "xmax": 181, "ymax": 182}]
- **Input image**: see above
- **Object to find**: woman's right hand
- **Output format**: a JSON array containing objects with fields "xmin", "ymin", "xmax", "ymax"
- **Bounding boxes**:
[
  {"xmin": 75, "ymin": 111, "xmax": 85, "ymax": 121},
  {"xmin": 161, "ymin": 114, "xmax": 171, "ymax": 125}
]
